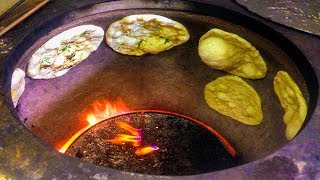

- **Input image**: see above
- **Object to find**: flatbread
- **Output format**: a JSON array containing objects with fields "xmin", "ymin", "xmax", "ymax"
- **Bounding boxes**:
[
  {"xmin": 273, "ymin": 71, "xmax": 307, "ymax": 140},
  {"xmin": 198, "ymin": 28, "xmax": 267, "ymax": 79},
  {"xmin": 106, "ymin": 14, "xmax": 190, "ymax": 56},
  {"xmin": 11, "ymin": 68, "xmax": 25, "ymax": 107},
  {"xmin": 204, "ymin": 75, "xmax": 263, "ymax": 125},
  {"xmin": 27, "ymin": 25, "xmax": 104, "ymax": 79}
]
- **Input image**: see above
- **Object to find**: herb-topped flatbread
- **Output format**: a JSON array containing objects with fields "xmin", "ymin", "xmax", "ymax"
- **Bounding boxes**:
[
  {"xmin": 105, "ymin": 14, "xmax": 190, "ymax": 56},
  {"xmin": 27, "ymin": 25, "xmax": 104, "ymax": 79}
]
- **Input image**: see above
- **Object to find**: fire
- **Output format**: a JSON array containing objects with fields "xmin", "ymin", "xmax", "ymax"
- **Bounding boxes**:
[
  {"xmin": 135, "ymin": 146, "xmax": 159, "ymax": 156},
  {"xmin": 116, "ymin": 121, "xmax": 141, "ymax": 136},
  {"xmin": 92, "ymin": 100, "xmax": 129, "ymax": 120},
  {"xmin": 106, "ymin": 121, "xmax": 142, "ymax": 147},
  {"xmin": 58, "ymin": 99, "xmax": 160, "ymax": 156},
  {"xmin": 87, "ymin": 114, "xmax": 98, "ymax": 126},
  {"xmin": 106, "ymin": 134, "xmax": 141, "ymax": 146},
  {"xmin": 106, "ymin": 121, "xmax": 160, "ymax": 156},
  {"xmin": 58, "ymin": 99, "xmax": 129, "ymax": 153}
]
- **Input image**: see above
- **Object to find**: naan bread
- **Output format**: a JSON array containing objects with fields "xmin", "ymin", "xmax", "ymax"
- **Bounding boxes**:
[
  {"xmin": 27, "ymin": 25, "xmax": 104, "ymax": 79},
  {"xmin": 11, "ymin": 68, "xmax": 25, "ymax": 107},
  {"xmin": 106, "ymin": 14, "xmax": 190, "ymax": 56},
  {"xmin": 273, "ymin": 71, "xmax": 307, "ymax": 140},
  {"xmin": 204, "ymin": 75, "xmax": 263, "ymax": 125},
  {"xmin": 198, "ymin": 28, "xmax": 267, "ymax": 79}
]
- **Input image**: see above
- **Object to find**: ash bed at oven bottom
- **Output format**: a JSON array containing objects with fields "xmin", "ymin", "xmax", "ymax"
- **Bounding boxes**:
[{"xmin": 65, "ymin": 112, "xmax": 240, "ymax": 175}]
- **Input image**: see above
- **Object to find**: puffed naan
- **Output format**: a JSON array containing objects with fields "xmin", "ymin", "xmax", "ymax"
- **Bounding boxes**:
[
  {"xmin": 273, "ymin": 71, "xmax": 307, "ymax": 140},
  {"xmin": 198, "ymin": 28, "xmax": 267, "ymax": 79},
  {"xmin": 27, "ymin": 25, "xmax": 104, "ymax": 79},
  {"xmin": 204, "ymin": 75, "xmax": 263, "ymax": 125},
  {"xmin": 106, "ymin": 14, "xmax": 190, "ymax": 56},
  {"xmin": 11, "ymin": 68, "xmax": 25, "ymax": 107}
]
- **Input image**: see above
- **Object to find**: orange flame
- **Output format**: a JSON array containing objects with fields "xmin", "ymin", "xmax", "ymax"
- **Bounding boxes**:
[
  {"xmin": 116, "ymin": 121, "xmax": 141, "ymax": 136},
  {"xmin": 106, "ymin": 121, "xmax": 160, "ymax": 155},
  {"xmin": 106, "ymin": 121, "xmax": 142, "ymax": 147},
  {"xmin": 135, "ymin": 146, "xmax": 159, "ymax": 156},
  {"xmin": 91, "ymin": 99, "xmax": 130, "ymax": 121},
  {"xmin": 58, "ymin": 99, "xmax": 130, "ymax": 153},
  {"xmin": 87, "ymin": 114, "xmax": 99, "ymax": 126},
  {"xmin": 106, "ymin": 134, "xmax": 141, "ymax": 147}
]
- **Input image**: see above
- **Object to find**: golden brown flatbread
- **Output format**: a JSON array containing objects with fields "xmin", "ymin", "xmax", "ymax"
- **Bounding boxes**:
[
  {"xmin": 204, "ymin": 75, "xmax": 263, "ymax": 125},
  {"xmin": 274, "ymin": 71, "xmax": 307, "ymax": 140},
  {"xmin": 198, "ymin": 28, "xmax": 267, "ymax": 79}
]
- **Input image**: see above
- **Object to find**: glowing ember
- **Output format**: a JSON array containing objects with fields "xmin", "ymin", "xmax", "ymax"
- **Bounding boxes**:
[
  {"xmin": 106, "ymin": 121, "xmax": 159, "ymax": 155},
  {"xmin": 116, "ymin": 121, "xmax": 141, "ymax": 136},
  {"xmin": 106, "ymin": 121, "xmax": 142, "ymax": 147},
  {"xmin": 106, "ymin": 134, "xmax": 141, "ymax": 146},
  {"xmin": 58, "ymin": 99, "xmax": 129, "ymax": 153},
  {"xmin": 135, "ymin": 146, "xmax": 159, "ymax": 156}
]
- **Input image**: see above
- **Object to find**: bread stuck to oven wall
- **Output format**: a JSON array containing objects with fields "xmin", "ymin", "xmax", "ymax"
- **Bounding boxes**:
[
  {"xmin": 27, "ymin": 25, "xmax": 104, "ymax": 79},
  {"xmin": 105, "ymin": 14, "xmax": 190, "ymax": 56}
]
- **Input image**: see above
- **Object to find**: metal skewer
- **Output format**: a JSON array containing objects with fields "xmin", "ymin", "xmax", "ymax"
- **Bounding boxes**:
[
  {"xmin": 0, "ymin": 0, "xmax": 50, "ymax": 37},
  {"xmin": 0, "ymin": 0, "xmax": 26, "ymax": 21}
]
